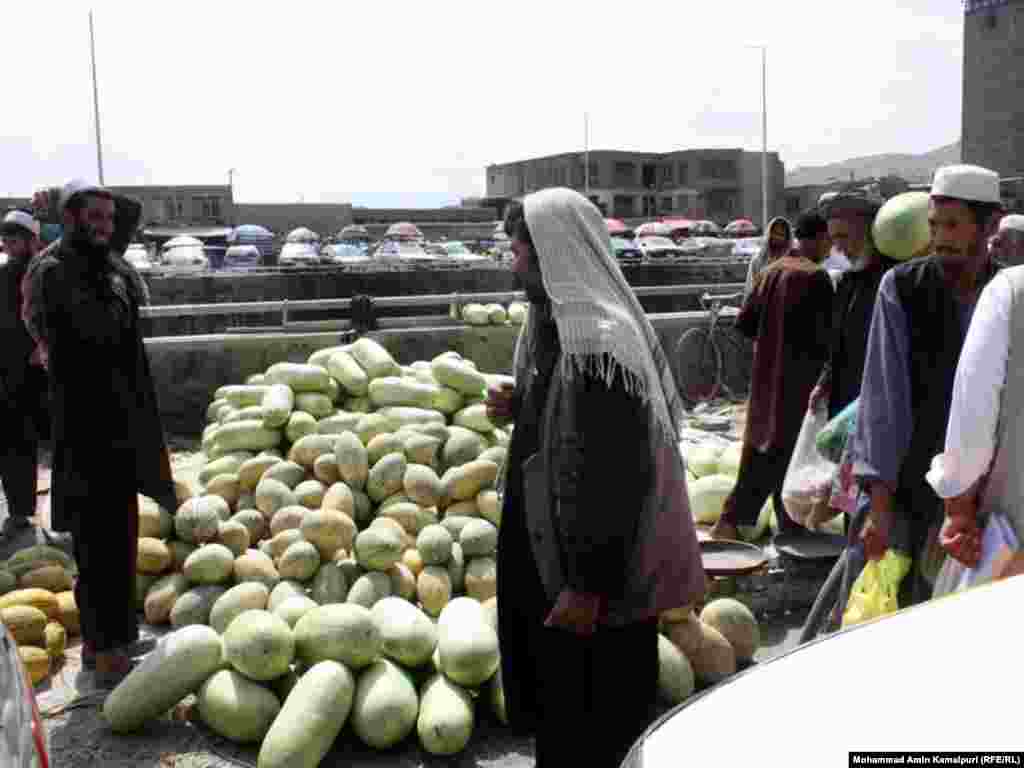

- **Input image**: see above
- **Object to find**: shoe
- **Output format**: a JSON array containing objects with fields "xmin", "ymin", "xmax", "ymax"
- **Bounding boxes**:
[{"xmin": 94, "ymin": 651, "xmax": 135, "ymax": 687}]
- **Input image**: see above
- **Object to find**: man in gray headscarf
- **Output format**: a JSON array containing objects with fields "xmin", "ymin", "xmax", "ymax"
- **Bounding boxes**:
[{"xmin": 486, "ymin": 188, "xmax": 705, "ymax": 768}]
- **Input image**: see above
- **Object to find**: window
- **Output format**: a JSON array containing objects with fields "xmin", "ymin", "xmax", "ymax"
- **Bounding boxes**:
[
  {"xmin": 678, "ymin": 162, "xmax": 688, "ymax": 185},
  {"xmin": 676, "ymin": 195, "xmax": 689, "ymax": 213},
  {"xmin": 612, "ymin": 195, "xmax": 635, "ymax": 218},
  {"xmin": 588, "ymin": 162, "xmax": 600, "ymax": 187},
  {"xmin": 706, "ymin": 189, "xmax": 737, "ymax": 214},
  {"xmin": 661, "ymin": 164, "xmax": 674, "ymax": 186},
  {"xmin": 614, "ymin": 162, "xmax": 636, "ymax": 187},
  {"xmin": 700, "ymin": 157, "xmax": 738, "ymax": 180},
  {"xmin": 662, "ymin": 197, "xmax": 673, "ymax": 212},
  {"xmin": 572, "ymin": 163, "xmax": 585, "ymax": 187},
  {"xmin": 175, "ymin": 196, "xmax": 185, "ymax": 218}
]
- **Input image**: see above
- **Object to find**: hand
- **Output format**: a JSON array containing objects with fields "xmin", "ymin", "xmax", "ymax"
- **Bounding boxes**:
[
  {"xmin": 31, "ymin": 190, "xmax": 50, "ymax": 216},
  {"xmin": 939, "ymin": 510, "xmax": 982, "ymax": 568},
  {"xmin": 544, "ymin": 590, "xmax": 603, "ymax": 637},
  {"xmin": 860, "ymin": 483, "xmax": 894, "ymax": 561},
  {"xmin": 991, "ymin": 550, "xmax": 1024, "ymax": 582},
  {"xmin": 808, "ymin": 385, "xmax": 828, "ymax": 412},
  {"xmin": 485, "ymin": 382, "xmax": 516, "ymax": 425}
]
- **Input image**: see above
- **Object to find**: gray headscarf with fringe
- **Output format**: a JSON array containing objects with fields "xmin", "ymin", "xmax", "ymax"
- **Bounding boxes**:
[{"xmin": 512, "ymin": 187, "xmax": 685, "ymax": 447}]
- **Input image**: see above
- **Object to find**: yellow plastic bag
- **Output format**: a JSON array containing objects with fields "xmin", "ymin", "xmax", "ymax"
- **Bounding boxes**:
[{"xmin": 841, "ymin": 550, "xmax": 913, "ymax": 628}]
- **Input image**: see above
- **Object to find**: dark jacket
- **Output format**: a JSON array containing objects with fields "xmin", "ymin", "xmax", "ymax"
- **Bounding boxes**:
[
  {"xmin": 24, "ymin": 193, "xmax": 174, "ymax": 529},
  {"xmin": 0, "ymin": 253, "xmax": 39, "ymax": 413},
  {"xmin": 817, "ymin": 257, "xmax": 898, "ymax": 420}
]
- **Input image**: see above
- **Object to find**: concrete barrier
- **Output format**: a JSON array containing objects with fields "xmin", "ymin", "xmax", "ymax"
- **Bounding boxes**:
[{"xmin": 147, "ymin": 312, "xmax": 752, "ymax": 437}]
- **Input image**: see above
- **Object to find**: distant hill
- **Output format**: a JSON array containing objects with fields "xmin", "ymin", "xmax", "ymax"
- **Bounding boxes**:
[{"xmin": 786, "ymin": 141, "xmax": 961, "ymax": 187}]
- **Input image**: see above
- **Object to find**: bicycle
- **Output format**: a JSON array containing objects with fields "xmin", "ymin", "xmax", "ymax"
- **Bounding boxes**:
[{"xmin": 674, "ymin": 291, "xmax": 753, "ymax": 405}]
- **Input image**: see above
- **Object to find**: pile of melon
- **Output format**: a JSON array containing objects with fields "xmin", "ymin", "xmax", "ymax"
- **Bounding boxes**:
[
  {"xmin": 116, "ymin": 337, "xmax": 510, "ymax": 759},
  {"xmin": 656, "ymin": 598, "xmax": 762, "ymax": 704},
  {"xmin": 0, "ymin": 546, "xmax": 80, "ymax": 685},
  {"xmin": 460, "ymin": 302, "xmax": 527, "ymax": 327}
]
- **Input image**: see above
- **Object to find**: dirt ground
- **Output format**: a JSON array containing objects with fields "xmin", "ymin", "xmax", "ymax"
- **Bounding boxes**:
[{"xmin": 6, "ymin": 426, "xmax": 824, "ymax": 768}]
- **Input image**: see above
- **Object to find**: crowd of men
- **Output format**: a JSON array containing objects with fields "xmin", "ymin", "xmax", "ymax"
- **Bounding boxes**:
[{"xmin": 712, "ymin": 163, "xmax": 1024, "ymax": 623}]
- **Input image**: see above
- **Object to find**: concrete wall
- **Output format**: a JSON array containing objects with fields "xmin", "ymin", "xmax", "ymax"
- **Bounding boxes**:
[
  {"xmin": 147, "ymin": 311, "xmax": 752, "ymax": 437},
  {"xmin": 962, "ymin": 0, "xmax": 1024, "ymax": 178},
  {"xmin": 141, "ymin": 261, "xmax": 750, "ymax": 335}
]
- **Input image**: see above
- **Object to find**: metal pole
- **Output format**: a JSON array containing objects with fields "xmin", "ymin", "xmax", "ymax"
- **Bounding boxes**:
[
  {"xmin": 584, "ymin": 112, "xmax": 590, "ymax": 198},
  {"xmin": 760, "ymin": 46, "xmax": 769, "ymax": 231},
  {"xmin": 89, "ymin": 11, "xmax": 105, "ymax": 185},
  {"xmin": 228, "ymin": 168, "xmax": 236, "ymax": 226}
]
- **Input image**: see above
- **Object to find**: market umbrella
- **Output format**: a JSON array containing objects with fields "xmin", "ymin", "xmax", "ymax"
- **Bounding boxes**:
[
  {"xmin": 338, "ymin": 224, "xmax": 371, "ymax": 241},
  {"xmin": 286, "ymin": 227, "xmax": 319, "ymax": 243},
  {"xmin": 725, "ymin": 219, "xmax": 757, "ymax": 235},
  {"xmin": 635, "ymin": 221, "xmax": 673, "ymax": 237},
  {"xmin": 229, "ymin": 224, "xmax": 273, "ymax": 242},
  {"xmin": 661, "ymin": 218, "xmax": 695, "ymax": 235},
  {"xmin": 690, "ymin": 220, "xmax": 722, "ymax": 235},
  {"xmin": 164, "ymin": 235, "xmax": 203, "ymax": 249},
  {"xmin": 386, "ymin": 222, "xmax": 423, "ymax": 240},
  {"xmin": 605, "ymin": 218, "xmax": 630, "ymax": 235}
]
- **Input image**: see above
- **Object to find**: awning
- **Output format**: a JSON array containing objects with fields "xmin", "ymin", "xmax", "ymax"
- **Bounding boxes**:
[{"xmin": 143, "ymin": 226, "xmax": 233, "ymax": 240}]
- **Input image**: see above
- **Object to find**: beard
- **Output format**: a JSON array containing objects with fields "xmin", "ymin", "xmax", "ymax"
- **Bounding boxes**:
[{"xmin": 69, "ymin": 223, "xmax": 110, "ymax": 265}]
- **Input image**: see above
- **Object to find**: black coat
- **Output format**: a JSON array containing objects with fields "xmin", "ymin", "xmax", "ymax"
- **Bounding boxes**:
[
  {"xmin": 26, "ymin": 196, "xmax": 174, "ymax": 530},
  {"xmin": 0, "ymin": 255, "xmax": 39, "ymax": 430}
]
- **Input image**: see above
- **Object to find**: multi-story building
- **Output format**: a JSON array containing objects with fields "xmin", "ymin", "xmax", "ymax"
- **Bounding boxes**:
[
  {"xmin": 485, "ymin": 148, "xmax": 785, "ymax": 226},
  {"xmin": 962, "ymin": 0, "xmax": 1024, "ymax": 180}
]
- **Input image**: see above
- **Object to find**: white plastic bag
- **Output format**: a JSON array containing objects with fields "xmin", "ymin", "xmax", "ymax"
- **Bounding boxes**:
[
  {"xmin": 781, "ymin": 407, "xmax": 837, "ymax": 526},
  {"xmin": 932, "ymin": 512, "xmax": 1019, "ymax": 599}
]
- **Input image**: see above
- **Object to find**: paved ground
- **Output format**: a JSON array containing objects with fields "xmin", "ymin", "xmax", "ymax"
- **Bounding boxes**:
[{"xmin": 3, "ymin": 429, "xmax": 827, "ymax": 767}]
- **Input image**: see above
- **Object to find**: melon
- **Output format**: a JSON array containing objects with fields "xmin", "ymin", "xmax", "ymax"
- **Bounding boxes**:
[
  {"xmin": 44, "ymin": 620, "xmax": 66, "ymax": 658},
  {"xmin": 351, "ymin": 337, "xmax": 401, "ymax": 379},
  {"xmin": 717, "ymin": 442, "xmax": 742, "ymax": 477},
  {"xmin": 234, "ymin": 550, "xmax": 280, "ymax": 589},
  {"xmin": 657, "ymin": 633, "xmax": 695, "ymax": 704},
  {"xmin": 437, "ymin": 599, "xmax": 500, "ymax": 686},
  {"xmin": 218, "ymin": 520, "xmax": 251, "ymax": 557},
  {"xmin": 176, "ymin": 495, "xmax": 230, "ymax": 544},
  {"xmin": 210, "ymin": 582, "xmax": 271, "ymax": 634},
  {"xmin": 418, "ymin": 566, "xmax": 452, "ymax": 618},
  {"xmin": 104, "ymin": 625, "xmax": 224, "ymax": 733},
  {"xmin": 317, "ymin": 411, "xmax": 362, "ymax": 436},
  {"xmin": 1, "ymin": 605, "xmax": 47, "ymax": 646},
  {"xmin": 667, "ymin": 617, "xmax": 736, "ymax": 684},
  {"xmin": 184, "ymin": 544, "xmax": 236, "ymax": 585},
  {"xmin": 144, "ymin": 573, "xmax": 190, "ymax": 625},
  {"xmin": 346, "ymin": 572, "xmax": 392, "ymax": 609},
  {"xmin": 310, "ymin": 562, "xmax": 349, "ymax": 605},
  {"xmin": 254, "ymin": 478, "xmax": 299, "ymax": 521},
  {"xmin": 170, "ymin": 585, "xmax": 227, "ymax": 628},
  {"xmin": 55, "ymin": 591, "xmax": 79, "ymax": 635},
  {"xmin": 688, "ymin": 474, "xmax": 737, "ymax": 525},
  {"xmin": 168, "ymin": 540, "xmax": 198, "ymax": 573},
  {"xmin": 404, "ymin": 464, "xmax": 443, "ymax": 507},
  {"xmin": 443, "ymin": 459, "xmax": 498, "ymax": 501},
  {"xmin": 138, "ymin": 496, "xmax": 174, "ymax": 539},
  {"xmin": 198, "ymin": 668, "xmax": 282, "ymax": 743},
  {"xmin": 273, "ymin": 595, "xmax": 320, "ymax": 628},
  {"xmin": 136, "ymin": 538, "xmax": 172, "ymax": 574},
  {"xmin": 370, "ymin": 596, "xmax": 438, "ymax": 668},
  {"xmin": 873, "ymin": 191, "xmax": 931, "ymax": 262},
  {"xmin": 301, "ymin": 508, "xmax": 356, "ymax": 560},
  {"xmin": 321, "ymin": 482, "xmax": 356, "ymax": 518},
  {"xmin": 476, "ymin": 490, "xmax": 501, "ymax": 528},
  {"xmin": 464, "ymin": 556, "xmax": 497, "ymax": 602},
  {"xmin": 327, "ymin": 349, "xmax": 370, "ymax": 396},
  {"xmin": 278, "ymin": 541, "xmax": 321, "ymax": 582},
  {"xmin": 268, "ymin": 580, "xmax": 307, "ymax": 612},
  {"xmin": 293, "ymin": 603, "xmax": 382, "ymax": 669},
  {"xmin": 700, "ymin": 598, "xmax": 760, "ymax": 662},
  {"xmin": 262, "ymin": 460, "xmax": 307, "ymax": 490},
  {"xmin": 447, "ymin": 543, "xmax": 466, "ymax": 594},
  {"xmin": 351, "ymin": 658, "xmax": 420, "ymax": 749},
  {"xmin": 417, "ymin": 673, "xmax": 475, "ymax": 755},
  {"xmin": 256, "ymin": 660, "xmax": 355, "ymax": 768},
  {"xmin": 367, "ymin": 453, "xmax": 407, "ymax": 503},
  {"xmin": 403, "ymin": 434, "xmax": 442, "ymax": 467},
  {"xmin": 459, "ymin": 519, "xmax": 498, "ymax": 557},
  {"xmin": 224, "ymin": 609, "xmax": 295, "ymax": 681},
  {"xmin": 334, "ymin": 431, "xmax": 369, "ymax": 490},
  {"xmin": 686, "ymin": 443, "xmax": 724, "ymax": 479},
  {"xmin": 442, "ymin": 427, "xmax": 485, "ymax": 468},
  {"xmin": 292, "ymin": 479, "xmax": 327, "ymax": 509},
  {"xmin": 489, "ymin": 665, "xmax": 508, "ymax": 724},
  {"xmin": 269, "ymin": 503, "xmax": 305, "ymax": 537},
  {"xmin": 19, "ymin": 646, "xmax": 49, "ymax": 685},
  {"xmin": 354, "ymin": 527, "xmax": 403, "ymax": 572},
  {"xmin": 135, "ymin": 573, "xmax": 158, "ymax": 610},
  {"xmin": 206, "ymin": 473, "xmax": 241, "ymax": 509}
]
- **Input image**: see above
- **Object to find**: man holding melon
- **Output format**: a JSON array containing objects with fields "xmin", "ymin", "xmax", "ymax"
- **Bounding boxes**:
[
  {"xmin": 24, "ymin": 180, "xmax": 178, "ymax": 682},
  {"xmin": 852, "ymin": 165, "xmax": 1004, "ymax": 608},
  {"xmin": 487, "ymin": 188, "xmax": 705, "ymax": 768}
]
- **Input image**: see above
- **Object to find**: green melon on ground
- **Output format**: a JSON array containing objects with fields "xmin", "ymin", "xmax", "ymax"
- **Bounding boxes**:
[
  {"xmin": 351, "ymin": 658, "xmax": 420, "ymax": 749},
  {"xmin": 223, "ymin": 609, "xmax": 296, "ymax": 682},
  {"xmin": 198, "ymin": 668, "xmax": 282, "ymax": 743}
]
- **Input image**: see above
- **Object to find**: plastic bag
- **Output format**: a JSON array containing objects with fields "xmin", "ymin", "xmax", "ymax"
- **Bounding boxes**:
[
  {"xmin": 932, "ymin": 512, "xmax": 1019, "ymax": 599},
  {"xmin": 815, "ymin": 399, "xmax": 859, "ymax": 464},
  {"xmin": 841, "ymin": 549, "xmax": 913, "ymax": 628},
  {"xmin": 782, "ymin": 408, "xmax": 837, "ymax": 526}
]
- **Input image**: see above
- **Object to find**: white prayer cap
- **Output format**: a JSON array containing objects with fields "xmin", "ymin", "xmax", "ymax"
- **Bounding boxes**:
[
  {"xmin": 999, "ymin": 214, "xmax": 1024, "ymax": 234},
  {"xmin": 931, "ymin": 164, "xmax": 1001, "ymax": 205},
  {"xmin": 0, "ymin": 210, "xmax": 40, "ymax": 238}
]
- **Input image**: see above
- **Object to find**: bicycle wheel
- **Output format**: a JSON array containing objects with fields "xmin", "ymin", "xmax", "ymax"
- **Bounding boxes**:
[
  {"xmin": 719, "ymin": 326, "xmax": 753, "ymax": 401},
  {"xmin": 675, "ymin": 326, "xmax": 723, "ymax": 405}
]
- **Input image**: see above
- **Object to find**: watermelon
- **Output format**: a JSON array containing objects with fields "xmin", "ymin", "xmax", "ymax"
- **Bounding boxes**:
[{"xmin": 873, "ymin": 191, "xmax": 931, "ymax": 262}]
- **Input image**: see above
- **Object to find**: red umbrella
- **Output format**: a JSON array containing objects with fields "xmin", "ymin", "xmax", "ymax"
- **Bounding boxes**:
[
  {"xmin": 605, "ymin": 218, "xmax": 629, "ymax": 235},
  {"xmin": 386, "ymin": 222, "xmax": 423, "ymax": 240},
  {"xmin": 661, "ymin": 218, "xmax": 695, "ymax": 234},
  {"xmin": 725, "ymin": 219, "xmax": 757, "ymax": 234},
  {"xmin": 636, "ymin": 221, "xmax": 673, "ymax": 237}
]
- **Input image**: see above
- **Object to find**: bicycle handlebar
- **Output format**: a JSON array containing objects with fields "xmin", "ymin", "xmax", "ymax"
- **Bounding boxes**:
[{"xmin": 700, "ymin": 292, "xmax": 745, "ymax": 308}]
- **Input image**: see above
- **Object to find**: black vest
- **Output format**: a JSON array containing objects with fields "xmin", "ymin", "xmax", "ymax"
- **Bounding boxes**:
[{"xmin": 893, "ymin": 256, "xmax": 1002, "ymax": 506}]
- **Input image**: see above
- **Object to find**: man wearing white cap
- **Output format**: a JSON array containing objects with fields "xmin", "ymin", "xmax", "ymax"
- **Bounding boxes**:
[
  {"xmin": 989, "ymin": 214, "xmax": 1024, "ymax": 266},
  {"xmin": 0, "ymin": 210, "xmax": 47, "ymax": 542},
  {"xmin": 850, "ymin": 165, "xmax": 1003, "ymax": 608}
]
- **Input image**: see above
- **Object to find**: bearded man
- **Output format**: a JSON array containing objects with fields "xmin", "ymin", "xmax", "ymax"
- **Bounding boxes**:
[{"xmin": 24, "ymin": 180, "xmax": 178, "ymax": 683}]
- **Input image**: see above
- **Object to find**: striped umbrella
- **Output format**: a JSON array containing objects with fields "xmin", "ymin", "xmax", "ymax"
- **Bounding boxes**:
[
  {"xmin": 338, "ymin": 224, "xmax": 371, "ymax": 240},
  {"xmin": 635, "ymin": 221, "xmax": 673, "ymax": 237},
  {"xmin": 386, "ymin": 222, "xmax": 423, "ymax": 240},
  {"xmin": 725, "ymin": 219, "xmax": 757, "ymax": 234},
  {"xmin": 286, "ymin": 227, "xmax": 319, "ymax": 243}
]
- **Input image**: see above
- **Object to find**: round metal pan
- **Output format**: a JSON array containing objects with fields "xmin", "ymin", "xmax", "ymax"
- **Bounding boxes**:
[{"xmin": 700, "ymin": 539, "xmax": 768, "ymax": 576}]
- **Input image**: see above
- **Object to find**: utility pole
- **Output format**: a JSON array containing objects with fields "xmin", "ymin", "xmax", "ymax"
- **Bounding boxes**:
[
  {"xmin": 228, "ymin": 168, "xmax": 237, "ymax": 226},
  {"xmin": 759, "ymin": 46, "xmax": 768, "ymax": 230},
  {"xmin": 89, "ymin": 10, "xmax": 105, "ymax": 185},
  {"xmin": 584, "ymin": 112, "xmax": 590, "ymax": 199}
]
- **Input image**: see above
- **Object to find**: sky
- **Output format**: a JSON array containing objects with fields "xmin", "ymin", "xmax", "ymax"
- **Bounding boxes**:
[{"xmin": 2, "ymin": 1, "xmax": 966, "ymax": 207}]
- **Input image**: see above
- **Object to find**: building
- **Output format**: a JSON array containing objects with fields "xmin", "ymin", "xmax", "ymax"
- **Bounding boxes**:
[
  {"xmin": 485, "ymin": 148, "xmax": 785, "ymax": 226},
  {"xmin": 962, "ymin": 0, "xmax": 1024, "ymax": 180},
  {"xmin": 783, "ymin": 176, "xmax": 912, "ymax": 220}
]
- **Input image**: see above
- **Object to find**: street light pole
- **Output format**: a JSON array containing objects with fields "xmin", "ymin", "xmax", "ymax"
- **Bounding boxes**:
[
  {"xmin": 584, "ymin": 112, "xmax": 591, "ymax": 199},
  {"xmin": 88, "ymin": 10, "xmax": 105, "ymax": 185},
  {"xmin": 760, "ymin": 46, "xmax": 768, "ymax": 231},
  {"xmin": 227, "ymin": 168, "xmax": 237, "ymax": 226}
]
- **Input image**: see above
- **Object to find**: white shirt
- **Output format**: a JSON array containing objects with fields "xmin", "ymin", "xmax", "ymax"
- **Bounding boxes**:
[
  {"xmin": 822, "ymin": 248, "xmax": 852, "ymax": 274},
  {"xmin": 926, "ymin": 272, "xmax": 1013, "ymax": 499}
]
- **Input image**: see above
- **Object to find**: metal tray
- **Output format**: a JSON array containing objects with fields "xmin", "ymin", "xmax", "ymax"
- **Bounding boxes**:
[
  {"xmin": 699, "ymin": 539, "xmax": 768, "ymax": 576},
  {"xmin": 773, "ymin": 531, "xmax": 846, "ymax": 562}
]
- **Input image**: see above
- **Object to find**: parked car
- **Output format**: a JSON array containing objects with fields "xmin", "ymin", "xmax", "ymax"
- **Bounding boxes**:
[
  {"xmin": 625, "ymin": 575, "xmax": 1024, "ymax": 767},
  {"xmin": 0, "ymin": 625, "xmax": 49, "ymax": 767},
  {"xmin": 434, "ymin": 241, "xmax": 489, "ymax": 262},
  {"xmin": 322, "ymin": 242, "xmax": 371, "ymax": 264},
  {"xmin": 160, "ymin": 236, "xmax": 208, "ymax": 271},
  {"xmin": 373, "ymin": 239, "xmax": 435, "ymax": 261},
  {"xmin": 123, "ymin": 243, "xmax": 155, "ymax": 273},
  {"xmin": 638, "ymin": 235, "xmax": 685, "ymax": 259},
  {"xmin": 223, "ymin": 244, "xmax": 262, "ymax": 269},
  {"xmin": 278, "ymin": 242, "xmax": 321, "ymax": 266},
  {"xmin": 611, "ymin": 235, "xmax": 643, "ymax": 262}
]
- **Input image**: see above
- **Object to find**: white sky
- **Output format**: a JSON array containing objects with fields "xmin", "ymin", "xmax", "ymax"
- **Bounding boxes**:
[{"xmin": 2, "ymin": 1, "xmax": 964, "ymax": 207}]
